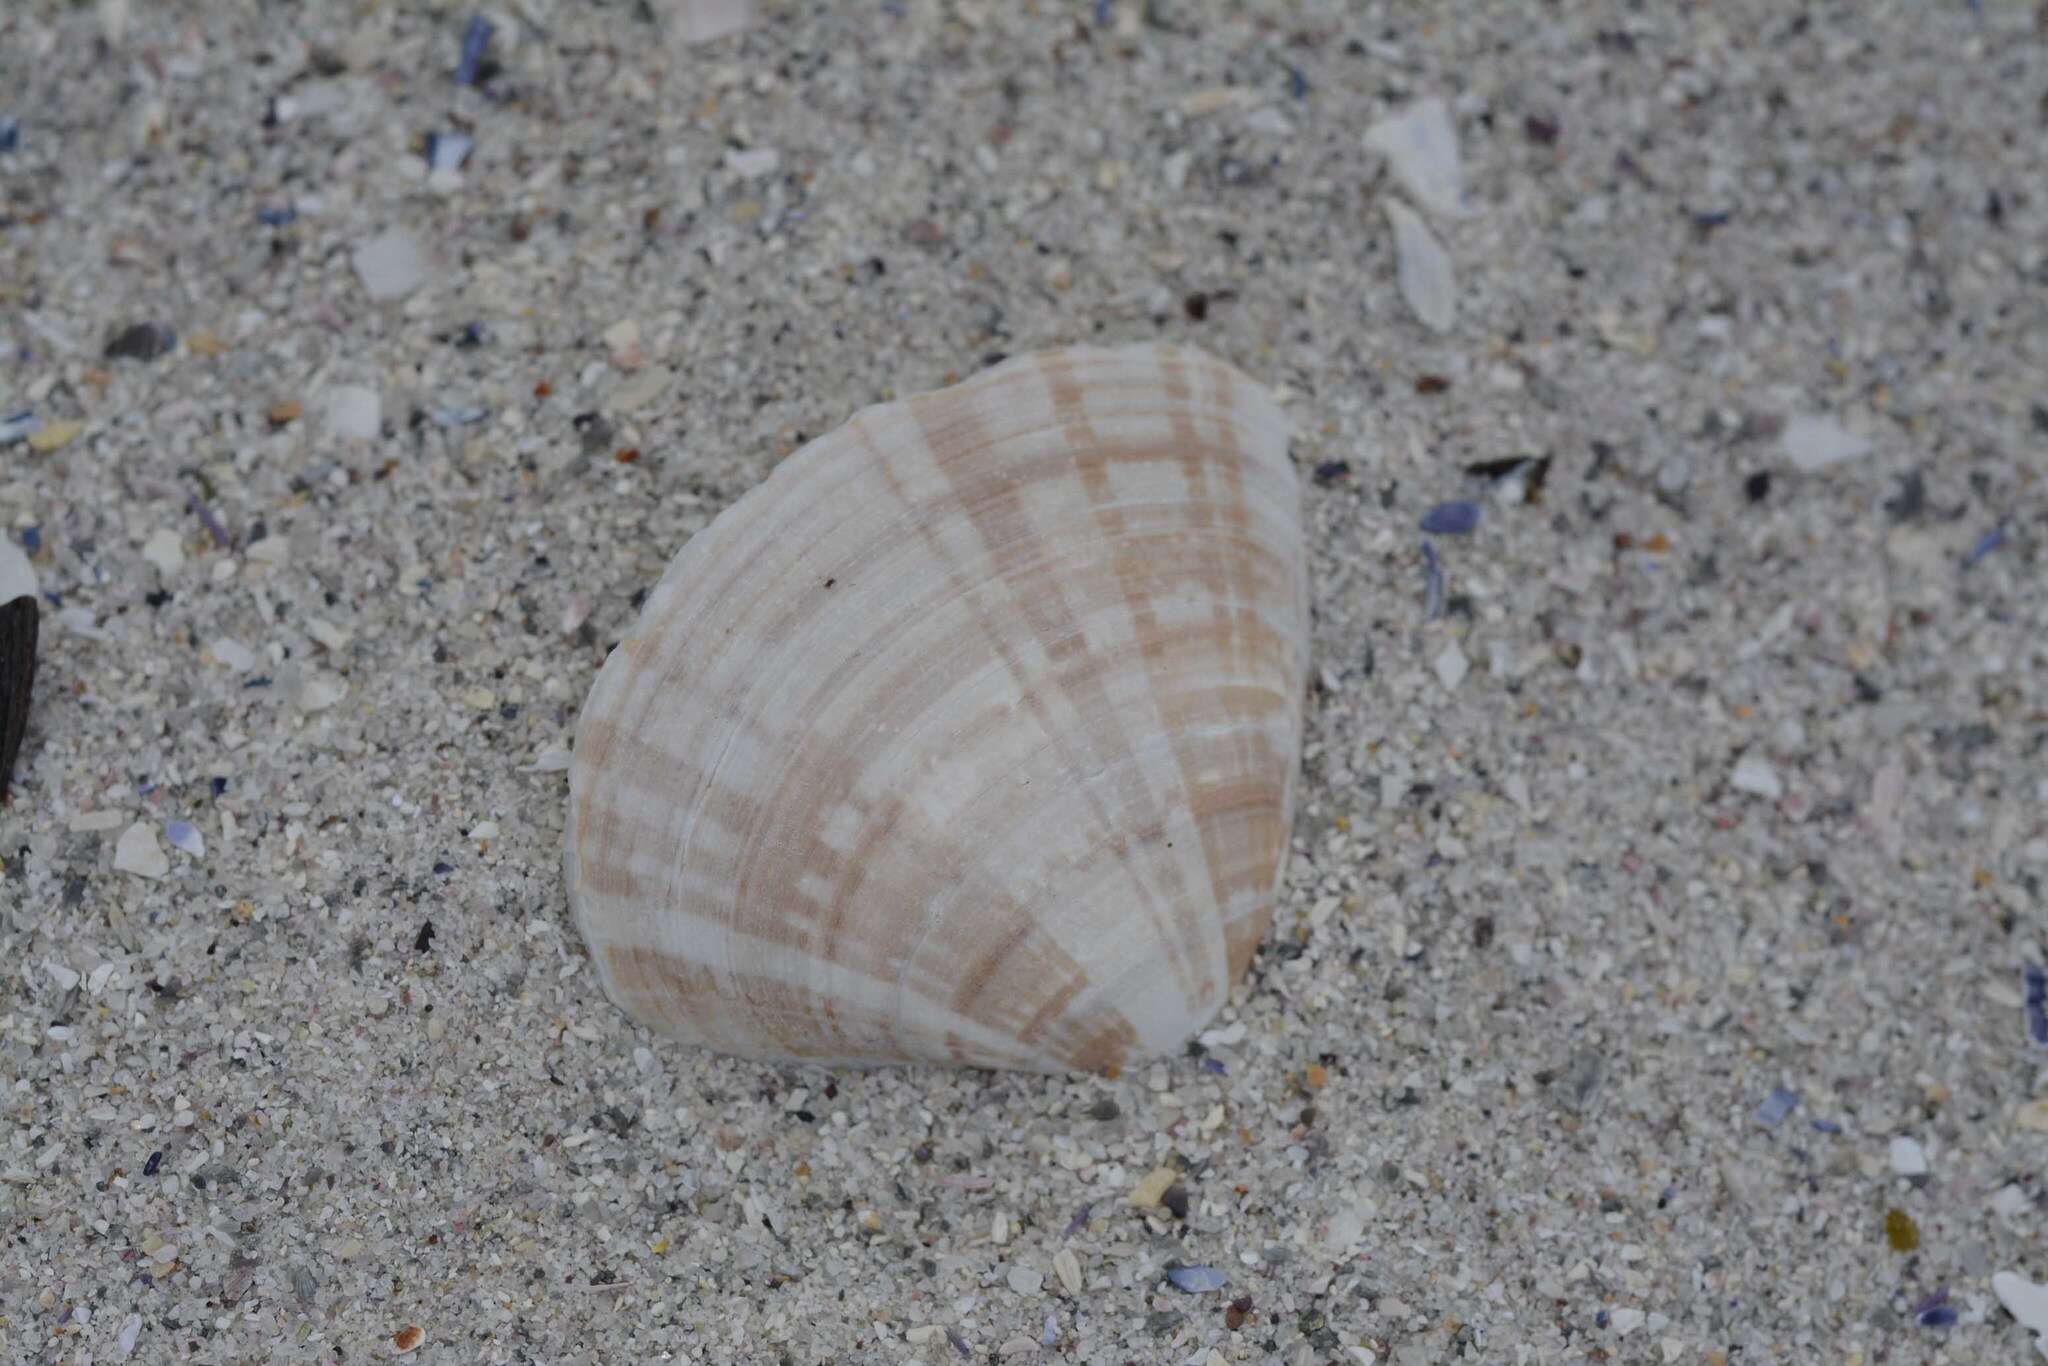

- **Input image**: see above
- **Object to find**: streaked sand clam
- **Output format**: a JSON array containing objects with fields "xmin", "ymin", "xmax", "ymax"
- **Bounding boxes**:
[{"xmin": 566, "ymin": 343, "xmax": 1309, "ymax": 1071}]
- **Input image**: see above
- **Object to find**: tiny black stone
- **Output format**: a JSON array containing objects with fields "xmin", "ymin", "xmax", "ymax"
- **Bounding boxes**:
[
  {"xmin": 1744, "ymin": 471, "xmax": 1772, "ymax": 503},
  {"xmin": 104, "ymin": 322, "xmax": 175, "ymax": 362},
  {"xmin": 1883, "ymin": 471, "xmax": 1926, "ymax": 523}
]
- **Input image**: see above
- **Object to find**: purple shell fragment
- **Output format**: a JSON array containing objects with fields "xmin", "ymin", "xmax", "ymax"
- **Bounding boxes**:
[
  {"xmin": 426, "ymin": 132, "xmax": 473, "ymax": 172},
  {"xmin": 1419, "ymin": 499, "xmax": 1481, "ymax": 534},
  {"xmin": 185, "ymin": 489, "xmax": 230, "ymax": 548},
  {"xmin": 2024, "ymin": 963, "xmax": 2047, "ymax": 1047},
  {"xmin": 1755, "ymin": 1087, "xmax": 1798, "ymax": 1128},
  {"xmin": 454, "ymin": 15, "xmax": 493, "ymax": 85},
  {"xmin": 1912, "ymin": 1288, "xmax": 1954, "ymax": 1328},
  {"xmin": 1963, "ymin": 526, "xmax": 2004, "ymax": 567},
  {"xmin": 1165, "ymin": 1266, "xmax": 1228, "ymax": 1293}
]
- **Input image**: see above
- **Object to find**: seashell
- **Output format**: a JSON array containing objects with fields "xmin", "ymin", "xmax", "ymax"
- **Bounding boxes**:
[
  {"xmin": 0, "ymin": 536, "xmax": 38, "ymax": 805},
  {"xmin": 565, "ymin": 344, "xmax": 1308, "ymax": 1072}
]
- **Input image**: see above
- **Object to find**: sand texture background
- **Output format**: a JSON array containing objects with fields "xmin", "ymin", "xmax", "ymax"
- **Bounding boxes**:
[{"xmin": 2, "ymin": 1, "xmax": 2046, "ymax": 1362}]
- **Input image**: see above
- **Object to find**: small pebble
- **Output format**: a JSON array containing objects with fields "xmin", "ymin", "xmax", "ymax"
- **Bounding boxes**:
[
  {"xmin": 725, "ymin": 147, "xmax": 781, "ymax": 179},
  {"xmin": 113, "ymin": 822, "xmax": 170, "ymax": 879},
  {"xmin": 353, "ymin": 228, "xmax": 433, "ymax": 302},
  {"xmin": 26, "ymin": 419, "xmax": 81, "ymax": 452},
  {"xmin": 297, "ymin": 672, "xmax": 348, "ymax": 713},
  {"xmin": 1432, "ymin": 641, "xmax": 1468, "ymax": 692},
  {"xmin": 104, "ymin": 322, "xmax": 176, "ymax": 362},
  {"xmin": 140, "ymin": 528, "xmax": 185, "ymax": 575},
  {"xmin": 1990, "ymin": 1184, "xmax": 2031, "ymax": 1220},
  {"xmin": 1888, "ymin": 1136, "xmax": 1928, "ymax": 1176},
  {"xmin": 322, "ymin": 385, "xmax": 382, "ymax": 440},
  {"xmin": 1782, "ymin": 414, "xmax": 1871, "ymax": 472},
  {"xmin": 1128, "ymin": 1165, "xmax": 1177, "ymax": 1208},
  {"xmin": 1729, "ymin": 754, "xmax": 1783, "ymax": 800},
  {"xmin": 208, "ymin": 638, "xmax": 257, "ymax": 672},
  {"xmin": 675, "ymin": 0, "xmax": 759, "ymax": 44}
]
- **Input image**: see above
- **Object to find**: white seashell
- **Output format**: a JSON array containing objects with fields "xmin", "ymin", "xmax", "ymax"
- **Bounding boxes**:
[{"xmin": 566, "ymin": 344, "xmax": 1309, "ymax": 1072}]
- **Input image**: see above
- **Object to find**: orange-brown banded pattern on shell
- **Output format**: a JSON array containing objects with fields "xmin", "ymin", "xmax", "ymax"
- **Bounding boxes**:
[{"xmin": 566, "ymin": 344, "xmax": 1308, "ymax": 1072}]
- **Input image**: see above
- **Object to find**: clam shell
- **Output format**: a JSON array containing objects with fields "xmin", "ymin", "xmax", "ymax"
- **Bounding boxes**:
[{"xmin": 566, "ymin": 343, "xmax": 1308, "ymax": 1072}]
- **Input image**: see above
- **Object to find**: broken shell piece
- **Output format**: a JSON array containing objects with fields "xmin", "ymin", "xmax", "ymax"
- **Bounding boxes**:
[
  {"xmin": 1364, "ymin": 97, "xmax": 1471, "ymax": 219},
  {"xmin": 1385, "ymin": 199, "xmax": 1456, "ymax": 333},
  {"xmin": 566, "ymin": 344, "xmax": 1310, "ymax": 1072}
]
